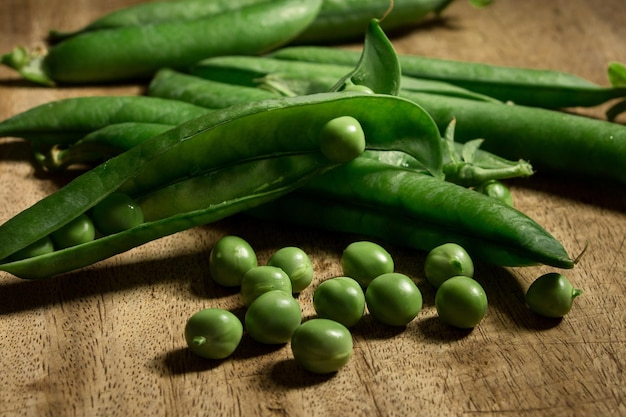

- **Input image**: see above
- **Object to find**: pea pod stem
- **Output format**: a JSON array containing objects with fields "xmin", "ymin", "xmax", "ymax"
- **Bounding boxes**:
[
  {"xmin": 270, "ymin": 46, "xmax": 626, "ymax": 110},
  {"xmin": 248, "ymin": 157, "xmax": 574, "ymax": 269}
]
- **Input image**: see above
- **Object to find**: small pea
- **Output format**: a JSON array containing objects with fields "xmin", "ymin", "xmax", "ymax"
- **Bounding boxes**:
[
  {"xmin": 525, "ymin": 272, "xmax": 582, "ymax": 318},
  {"xmin": 424, "ymin": 243, "xmax": 474, "ymax": 288},
  {"xmin": 184, "ymin": 308, "xmax": 243, "ymax": 360},
  {"xmin": 244, "ymin": 290, "xmax": 302, "ymax": 345},
  {"xmin": 365, "ymin": 272, "xmax": 422, "ymax": 327},
  {"xmin": 476, "ymin": 180, "xmax": 514, "ymax": 206},
  {"xmin": 319, "ymin": 116, "xmax": 366, "ymax": 163},
  {"xmin": 342, "ymin": 241, "xmax": 394, "ymax": 288},
  {"xmin": 91, "ymin": 192, "xmax": 144, "ymax": 235},
  {"xmin": 291, "ymin": 318, "xmax": 353, "ymax": 374},
  {"xmin": 50, "ymin": 214, "xmax": 96, "ymax": 249},
  {"xmin": 7, "ymin": 236, "xmax": 54, "ymax": 261},
  {"xmin": 267, "ymin": 246, "xmax": 314, "ymax": 293},
  {"xmin": 240, "ymin": 265, "xmax": 292, "ymax": 307},
  {"xmin": 209, "ymin": 235, "xmax": 257, "ymax": 287},
  {"xmin": 435, "ymin": 276, "xmax": 488, "ymax": 329},
  {"xmin": 313, "ymin": 277, "xmax": 365, "ymax": 328},
  {"xmin": 342, "ymin": 84, "xmax": 375, "ymax": 94}
]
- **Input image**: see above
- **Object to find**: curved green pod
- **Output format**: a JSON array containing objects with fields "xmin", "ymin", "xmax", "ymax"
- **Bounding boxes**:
[
  {"xmin": 0, "ymin": 96, "xmax": 211, "ymax": 145},
  {"xmin": 0, "ymin": 92, "xmax": 443, "ymax": 279},
  {"xmin": 249, "ymin": 157, "xmax": 574, "ymax": 269},
  {"xmin": 1, "ymin": 0, "xmax": 323, "ymax": 85}
]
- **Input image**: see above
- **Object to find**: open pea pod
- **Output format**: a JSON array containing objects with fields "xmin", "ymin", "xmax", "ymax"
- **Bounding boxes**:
[{"xmin": 0, "ymin": 92, "xmax": 443, "ymax": 279}]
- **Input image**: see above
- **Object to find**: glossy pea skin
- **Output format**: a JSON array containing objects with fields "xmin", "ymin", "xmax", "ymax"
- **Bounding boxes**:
[
  {"xmin": 342, "ymin": 241, "xmax": 394, "ymax": 288},
  {"xmin": 240, "ymin": 265, "xmax": 292, "ymax": 307},
  {"xmin": 91, "ymin": 192, "xmax": 144, "ymax": 235},
  {"xmin": 184, "ymin": 308, "xmax": 243, "ymax": 360},
  {"xmin": 319, "ymin": 116, "xmax": 366, "ymax": 163},
  {"xmin": 267, "ymin": 246, "xmax": 314, "ymax": 293},
  {"xmin": 525, "ymin": 272, "xmax": 583, "ymax": 318},
  {"xmin": 209, "ymin": 236, "xmax": 258, "ymax": 287},
  {"xmin": 7, "ymin": 236, "xmax": 54, "ymax": 261},
  {"xmin": 365, "ymin": 273, "xmax": 422, "ymax": 327},
  {"xmin": 476, "ymin": 180, "xmax": 513, "ymax": 206},
  {"xmin": 435, "ymin": 276, "xmax": 488, "ymax": 329},
  {"xmin": 424, "ymin": 243, "xmax": 475, "ymax": 288},
  {"xmin": 290, "ymin": 318, "xmax": 353, "ymax": 374},
  {"xmin": 244, "ymin": 290, "xmax": 302, "ymax": 344},
  {"xmin": 50, "ymin": 214, "xmax": 96, "ymax": 249},
  {"xmin": 313, "ymin": 277, "xmax": 365, "ymax": 328}
]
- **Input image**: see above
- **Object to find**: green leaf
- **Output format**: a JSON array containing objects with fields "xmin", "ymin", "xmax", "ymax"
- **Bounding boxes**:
[{"xmin": 608, "ymin": 62, "xmax": 626, "ymax": 87}]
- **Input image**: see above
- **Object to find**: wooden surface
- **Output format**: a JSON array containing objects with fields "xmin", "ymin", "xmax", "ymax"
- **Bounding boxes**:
[{"xmin": 1, "ymin": 1, "xmax": 625, "ymax": 416}]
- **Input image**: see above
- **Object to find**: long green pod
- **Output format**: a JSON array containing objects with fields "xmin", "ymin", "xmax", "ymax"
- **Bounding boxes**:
[
  {"xmin": 271, "ymin": 46, "xmax": 626, "ymax": 109},
  {"xmin": 249, "ymin": 157, "xmax": 574, "ymax": 269},
  {"xmin": 291, "ymin": 0, "xmax": 461, "ymax": 44},
  {"xmin": 0, "ymin": 96, "xmax": 211, "ymax": 145},
  {"xmin": 400, "ymin": 91, "xmax": 626, "ymax": 185},
  {"xmin": 0, "ymin": 92, "xmax": 443, "ymax": 277},
  {"xmin": 1, "ymin": 0, "xmax": 322, "ymax": 85},
  {"xmin": 48, "ymin": 0, "xmax": 267, "ymax": 42},
  {"xmin": 190, "ymin": 56, "xmax": 499, "ymax": 102},
  {"xmin": 148, "ymin": 68, "xmax": 278, "ymax": 109}
]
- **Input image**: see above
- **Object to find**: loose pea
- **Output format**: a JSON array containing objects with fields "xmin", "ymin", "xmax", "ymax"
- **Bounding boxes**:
[
  {"xmin": 91, "ymin": 192, "xmax": 144, "ymax": 235},
  {"xmin": 50, "ymin": 214, "xmax": 96, "ymax": 249},
  {"xmin": 342, "ymin": 241, "xmax": 394, "ymax": 288},
  {"xmin": 319, "ymin": 116, "xmax": 366, "ymax": 164},
  {"xmin": 435, "ymin": 276, "xmax": 488, "ymax": 329},
  {"xmin": 244, "ymin": 290, "xmax": 302, "ymax": 344},
  {"xmin": 184, "ymin": 308, "xmax": 243, "ymax": 360},
  {"xmin": 365, "ymin": 272, "xmax": 422, "ymax": 327},
  {"xmin": 313, "ymin": 277, "xmax": 365, "ymax": 328},
  {"xmin": 424, "ymin": 243, "xmax": 474, "ymax": 288},
  {"xmin": 267, "ymin": 246, "xmax": 314, "ymax": 293},
  {"xmin": 209, "ymin": 235, "xmax": 257, "ymax": 287},
  {"xmin": 240, "ymin": 265, "xmax": 292, "ymax": 307},
  {"xmin": 525, "ymin": 272, "xmax": 582, "ymax": 318},
  {"xmin": 290, "ymin": 318, "xmax": 353, "ymax": 374}
]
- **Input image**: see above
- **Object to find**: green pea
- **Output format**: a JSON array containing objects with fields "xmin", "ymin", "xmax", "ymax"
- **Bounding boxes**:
[
  {"xmin": 435, "ymin": 276, "xmax": 488, "ymax": 329},
  {"xmin": 313, "ymin": 277, "xmax": 365, "ymax": 328},
  {"xmin": 319, "ymin": 116, "xmax": 366, "ymax": 163},
  {"xmin": 267, "ymin": 246, "xmax": 314, "ymax": 293},
  {"xmin": 342, "ymin": 84, "xmax": 375, "ymax": 94},
  {"xmin": 365, "ymin": 272, "xmax": 422, "ymax": 327},
  {"xmin": 244, "ymin": 290, "xmax": 302, "ymax": 344},
  {"xmin": 424, "ymin": 243, "xmax": 474, "ymax": 288},
  {"xmin": 91, "ymin": 192, "xmax": 144, "ymax": 235},
  {"xmin": 240, "ymin": 265, "xmax": 292, "ymax": 307},
  {"xmin": 209, "ymin": 235, "xmax": 257, "ymax": 287},
  {"xmin": 525, "ymin": 272, "xmax": 582, "ymax": 318},
  {"xmin": 476, "ymin": 180, "xmax": 514, "ymax": 206},
  {"xmin": 290, "ymin": 318, "xmax": 353, "ymax": 374},
  {"xmin": 50, "ymin": 214, "xmax": 96, "ymax": 249},
  {"xmin": 7, "ymin": 236, "xmax": 55, "ymax": 261},
  {"xmin": 184, "ymin": 308, "xmax": 243, "ymax": 360},
  {"xmin": 341, "ymin": 241, "xmax": 394, "ymax": 288}
]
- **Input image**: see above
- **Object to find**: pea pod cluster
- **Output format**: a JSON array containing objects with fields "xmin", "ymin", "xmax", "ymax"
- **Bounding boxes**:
[{"xmin": 0, "ymin": 92, "xmax": 444, "ymax": 279}]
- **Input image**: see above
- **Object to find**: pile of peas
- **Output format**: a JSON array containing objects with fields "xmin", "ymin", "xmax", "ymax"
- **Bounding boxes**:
[{"xmin": 185, "ymin": 236, "xmax": 582, "ymax": 374}]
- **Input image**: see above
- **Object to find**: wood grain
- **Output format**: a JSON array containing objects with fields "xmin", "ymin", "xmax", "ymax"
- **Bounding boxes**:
[{"xmin": 1, "ymin": 1, "xmax": 625, "ymax": 416}]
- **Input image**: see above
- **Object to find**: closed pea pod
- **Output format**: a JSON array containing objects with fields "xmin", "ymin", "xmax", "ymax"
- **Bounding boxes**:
[
  {"xmin": 2, "ymin": 0, "xmax": 323, "ymax": 85},
  {"xmin": 0, "ymin": 92, "xmax": 443, "ymax": 279}
]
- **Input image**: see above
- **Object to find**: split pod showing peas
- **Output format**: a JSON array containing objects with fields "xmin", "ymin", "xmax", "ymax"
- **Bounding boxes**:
[{"xmin": 0, "ymin": 92, "xmax": 443, "ymax": 279}]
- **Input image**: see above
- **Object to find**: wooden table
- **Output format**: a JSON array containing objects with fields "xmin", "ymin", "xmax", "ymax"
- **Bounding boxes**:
[{"xmin": 1, "ymin": 1, "xmax": 625, "ymax": 416}]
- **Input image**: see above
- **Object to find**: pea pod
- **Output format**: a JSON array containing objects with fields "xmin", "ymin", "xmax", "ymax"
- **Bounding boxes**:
[
  {"xmin": 249, "ymin": 157, "xmax": 574, "ymax": 269},
  {"xmin": 270, "ymin": 46, "xmax": 626, "ymax": 111},
  {"xmin": 1, "ymin": 0, "xmax": 323, "ymax": 85},
  {"xmin": 0, "ymin": 92, "xmax": 443, "ymax": 279},
  {"xmin": 0, "ymin": 96, "xmax": 211, "ymax": 145}
]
